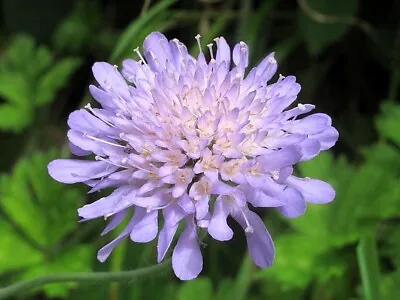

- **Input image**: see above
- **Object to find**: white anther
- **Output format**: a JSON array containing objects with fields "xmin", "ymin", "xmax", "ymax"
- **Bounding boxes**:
[
  {"xmin": 198, "ymin": 222, "xmax": 208, "ymax": 228},
  {"xmin": 95, "ymin": 156, "xmax": 127, "ymax": 168},
  {"xmin": 84, "ymin": 103, "xmax": 115, "ymax": 127},
  {"xmin": 268, "ymin": 56, "xmax": 277, "ymax": 64},
  {"xmin": 195, "ymin": 34, "xmax": 202, "ymax": 53},
  {"xmin": 134, "ymin": 47, "xmax": 146, "ymax": 64},
  {"xmin": 245, "ymin": 226, "xmax": 254, "ymax": 233},
  {"xmin": 271, "ymin": 170, "xmax": 280, "ymax": 181},
  {"xmin": 207, "ymin": 43, "xmax": 214, "ymax": 60},
  {"xmin": 298, "ymin": 103, "xmax": 306, "ymax": 111},
  {"xmin": 238, "ymin": 206, "xmax": 254, "ymax": 234}
]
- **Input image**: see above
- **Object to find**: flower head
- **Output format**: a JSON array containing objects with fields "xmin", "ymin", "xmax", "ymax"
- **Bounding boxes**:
[{"xmin": 48, "ymin": 32, "xmax": 339, "ymax": 280}]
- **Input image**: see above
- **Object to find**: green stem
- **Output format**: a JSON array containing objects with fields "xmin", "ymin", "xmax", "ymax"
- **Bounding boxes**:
[
  {"xmin": 235, "ymin": 255, "xmax": 254, "ymax": 300},
  {"xmin": 0, "ymin": 258, "xmax": 171, "ymax": 300},
  {"xmin": 356, "ymin": 235, "xmax": 381, "ymax": 300}
]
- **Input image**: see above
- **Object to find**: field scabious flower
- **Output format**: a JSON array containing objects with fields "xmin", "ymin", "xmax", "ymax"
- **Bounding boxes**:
[{"xmin": 48, "ymin": 32, "xmax": 338, "ymax": 280}]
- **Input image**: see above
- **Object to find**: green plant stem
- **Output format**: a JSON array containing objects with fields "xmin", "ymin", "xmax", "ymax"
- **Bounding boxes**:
[
  {"xmin": 0, "ymin": 258, "xmax": 171, "ymax": 300},
  {"xmin": 235, "ymin": 255, "xmax": 254, "ymax": 300},
  {"xmin": 357, "ymin": 235, "xmax": 380, "ymax": 300}
]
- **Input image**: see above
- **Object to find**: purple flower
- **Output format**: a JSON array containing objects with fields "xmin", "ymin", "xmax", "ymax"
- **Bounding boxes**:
[{"xmin": 48, "ymin": 32, "xmax": 338, "ymax": 280}]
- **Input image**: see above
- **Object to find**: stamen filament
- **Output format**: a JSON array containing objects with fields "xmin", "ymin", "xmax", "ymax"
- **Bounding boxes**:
[
  {"xmin": 134, "ymin": 47, "xmax": 146, "ymax": 64},
  {"xmin": 195, "ymin": 34, "xmax": 202, "ymax": 53},
  {"xmin": 83, "ymin": 133, "xmax": 126, "ymax": 149},
  {"xmin": 84, "ymin": 103, "xmax": 115, "ymax": 127}
]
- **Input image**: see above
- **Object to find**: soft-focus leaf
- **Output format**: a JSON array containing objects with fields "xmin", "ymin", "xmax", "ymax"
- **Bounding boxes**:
[
  {"xmin": 110, "ymin": 0, "xmax": 177, "ymax": 62},
  {"xmin": 35, "ymin": 57, "xmax": 81, "ymax": 106},
  {"xmin": 0, "ymin": 220, "xmax": 42, "ymax": 270},
  {"xmin": 0, "ymin": 71, "xmax": 33, "ymax": 131},
  {"xmin": 0, "ymin": 151, "xmax": 92, "ymax": 297},
  {"xmin": 298, "ymin": 0, "xmax": 358, "ymax": 54},
  {"xmin": 376, "ymin": 101, "xmax": 400, "ymax": 147},
  {"xmin": 189, "ymin": 14, "xmax": 231, "ymax": 55},
  {"xmin": 178, "ymin": 277, "xmax": 213, "ymax": 300},
  {"xmin": 0, "ymin": 34, "xmax": 80, "ymax": 131},
  {"xmin": 215, "ymin": 279, "xmax": 235, "ymax": 300},
  {"xmin": 381, "ymin": 272, "xmax": 400, "ymax": 300},
  {"xmin": 0, "ymin": 73, "xmax": 31, "ymax": 105},
  {"xmin": 3, "ymin": 35, "xmax": 36, "ymax": 71},
  {"xmin": 52, "ymin": 1, "xmax": 102, "ymax": 54},
  {"xmin": 256, "ymin": 234, "xmax": 330, "ymax": 288},
  {"xmin": 0, "ymin": 104, "xmax": 33, "ymax": 131},
  {"xmin": 234, "ymin": 255, "xmax": 254, "ymax": 300},
  {"xmin": 21, "ymin": 245, "xmax": 93, "ymax": 297}
]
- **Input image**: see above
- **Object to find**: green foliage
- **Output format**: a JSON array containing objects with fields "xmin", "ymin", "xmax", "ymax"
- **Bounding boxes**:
[
  {"xmin": 0, "ymin": 0, "xmax": 399, "ymax": 299},
  {"xmin": 298, "ymin": 0, "xmax": 358, "ymax": 54},
  {"xmin": 52, "ymin": 0, "xmax": 102, "ymax": 54},
  {"xmin": 0, "ymin": 35, "xmax": 81, "ymax": 132},
  {"xmin": 0, "ymin": 151, "xmax": 93, "ymax": 297},
  {"xmin": 110, "ymin": 0, "xmax": 178, "ymax": 63},
  {"xmin": 257, "ymin": 101, "xmax": 400, "ymax": 293},
  {"xmin": 376, "ymin": 101, "xmax": 400, "ymax": 146},
  {"xmin": 178, "ymin": 278, "xmax": 213, "ymax": 300}
]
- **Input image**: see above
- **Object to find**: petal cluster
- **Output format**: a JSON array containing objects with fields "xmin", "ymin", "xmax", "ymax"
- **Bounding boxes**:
[{"xmin": 48, "ymin": 32, "xmax": 338, "ymax": 280}]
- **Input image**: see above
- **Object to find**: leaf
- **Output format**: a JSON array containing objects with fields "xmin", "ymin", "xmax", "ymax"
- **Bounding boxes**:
[
  {"xmin": 233, "ymin": 255, "xmax": 254, "ymax": 300},
  {"xmin": 189, "ymin": 13, "xmax": 232, "ymax": 56},
  {"xmin": 0, "ymin": 73, "xmax": 31, "ymax": 105},
  {"xmin": 52, "ymin": 0, "xmax": 102, "ymax": 54},
  {"xmin": 376, "ymin": 101, "xmax": 400, "ymax": 147},
  {"xmin": 296, "ymin": 147, "xmax": 400, "ymax": 246},
  {"xmin": 4, "ymin": 35, "xmax": 36, "ymax": 71},
  {"xmin": 273, "ymin": 35, "xmax": 302, "ymax": 64},
  {"xmin": 357, "ymin": 235, "xmax": 381, "ymax": 300},
  {"xmin": 0, "ymin": 104, "xmax": 33, "ymax": 132},
  {"xmin": 20, "ymin": 245, "xmax": 93, "ymax": 297},
  {"xmin": 256, "ymin": 234, "xmax": 331, "ymax": 289},
  {"xmin": 215, "ymin": 279, "xmax": 235, "ymax": 300},
  {"xmin": 3, "ymin": 35, "xmax": 53, "ymax": 80},
  {"xmin": 380, "ymin": 272, "xmax": 400, "ymax": 300},
  {"xmin": 235, "ymin": 0, "xmax": 278, "ymax": 64},
  {"xmin": 35, "ymin": 57, "xmax": 81, "ymax": 106},
  {"xmin": 0, "ymin": 34, "xmax": 81, "ymax": 131},
  {"xmin": 298, "ymin": 0, "xmax": 358, "ymax": 54},
  {"xmin": 0, "ymin": 220, "xmax": 42, "ymax": 270},
  {"xmin": 259, "ymin": 139, "xmax": 400, "ymax": 289},
  {"xmin": 178, "ymin": 277, "xmax": 213, "ymax": 300},
  {"xmin": 0, "ymin": 150, "xmax": 93, "ymax": 297},
  {"xmin": 0, "ymin": 72, "xmax": 33, "ymax": 131},
  {"xmin": 110, "ymin": 0, "xmax": 177, "ymax": 63}
]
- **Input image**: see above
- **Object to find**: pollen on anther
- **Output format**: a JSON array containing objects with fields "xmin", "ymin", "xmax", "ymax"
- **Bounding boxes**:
[
  {"xmin": 134, "ymin": 47, "xmax": 145, "ymax": 63},
  {"xmin": 207, "ymin": 43, "xmax": 214, "ymax": 60},
  {"xmin": 245, "ymin": 226, "xmax": 254, "ymax": 233},
  {"xmin": 298, "ymin": 103, "xmax": 306, "ymax": 111}
]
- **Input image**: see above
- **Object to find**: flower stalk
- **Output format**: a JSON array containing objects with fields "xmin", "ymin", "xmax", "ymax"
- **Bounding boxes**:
[
  {"xmin": 0, "ymin": 259, "xmax": 171, "ymax": 300},
  {"xmin": 357, "ymin": 233, "xmax": 381, "ymax": 300}
]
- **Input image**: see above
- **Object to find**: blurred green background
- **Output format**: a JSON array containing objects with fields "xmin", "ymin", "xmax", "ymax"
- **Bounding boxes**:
[{"xmin": 0, "ymin": 0, "xmax": 399, "ymax": 299}]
